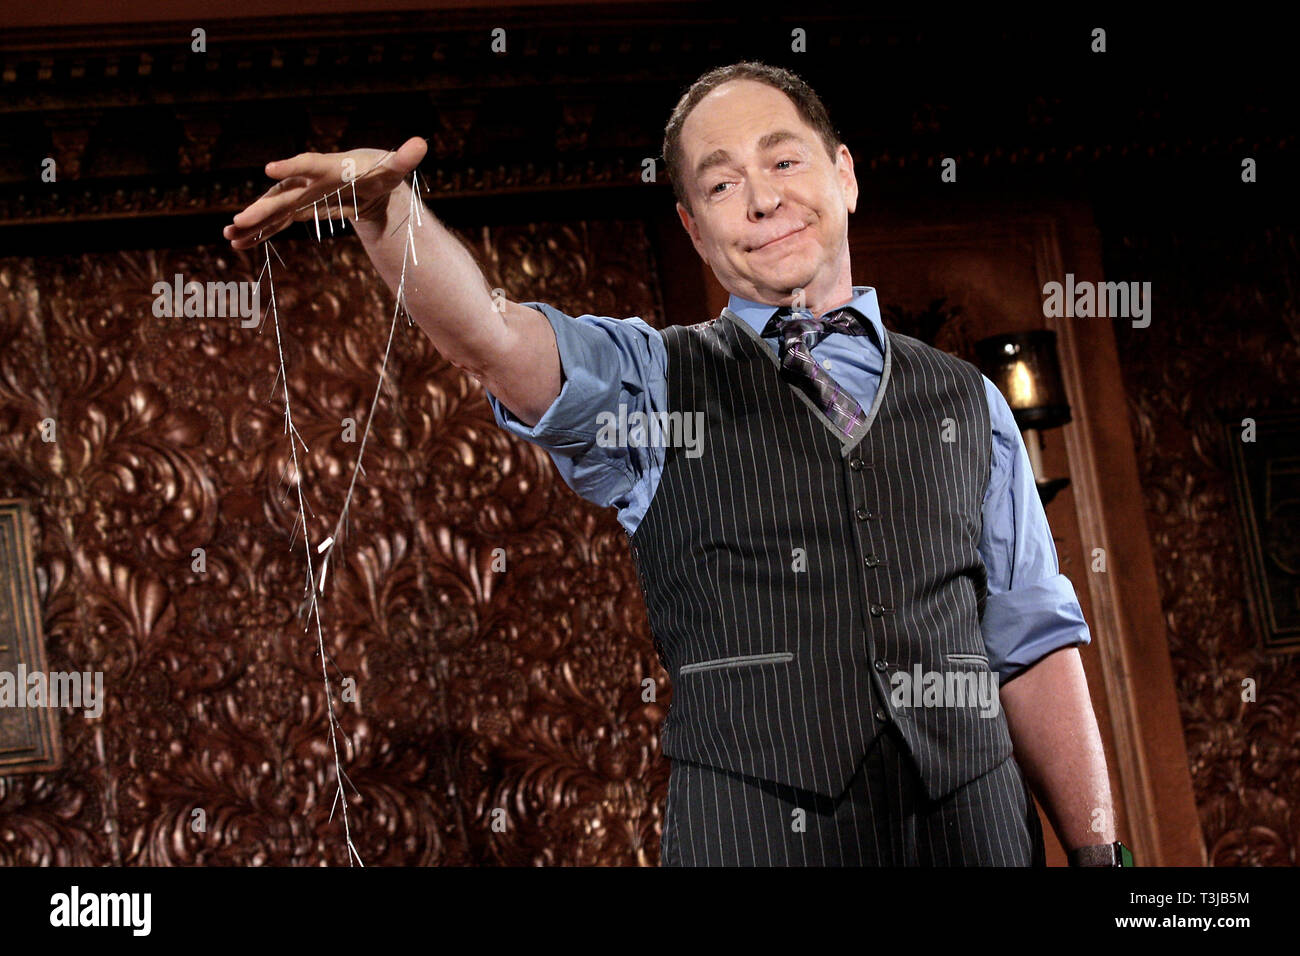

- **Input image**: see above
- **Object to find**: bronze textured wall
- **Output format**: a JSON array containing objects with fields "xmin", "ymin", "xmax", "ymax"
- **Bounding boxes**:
[
  {"xmin": 0, "ymin": 220, "xmax": 670, "ymax": 865},
  {"xmin": 1112, "ymin": 221, "xmax": 1300, "ymax": 866}
]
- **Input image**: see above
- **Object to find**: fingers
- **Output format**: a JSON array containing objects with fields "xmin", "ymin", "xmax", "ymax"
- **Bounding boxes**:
[
  {"xmin": 263, "ymin": 151, "xmax": 330, "ymax": 183},
  {"xmin": 225, "ymin": 212, "xmax": 295, "ymax": 250},
  {"xmin": 230, "ymin": 176, "xmax": 312, "ymax": 230},
  {"xmin": 227, "ymin": 153, "xmax": 333, "ymax": 232}
]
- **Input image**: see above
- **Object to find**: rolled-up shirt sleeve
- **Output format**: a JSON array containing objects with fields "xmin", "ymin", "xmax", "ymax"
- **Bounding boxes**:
[
  {"xmin": 978, "ymin": 375, "xmax": 1091, "ymax": 684},
  {"xmin": 483, "ymin": 300, "xmax": 666, "ymax": 513}
]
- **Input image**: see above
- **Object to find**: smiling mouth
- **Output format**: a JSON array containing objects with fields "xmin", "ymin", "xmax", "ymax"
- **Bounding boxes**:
[{"xmin": 753, "ymin": 225, "xmax": 808, "ymax": 251}]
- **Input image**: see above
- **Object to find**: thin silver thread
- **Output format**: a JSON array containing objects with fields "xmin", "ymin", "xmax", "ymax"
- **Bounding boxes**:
[
  {"xmin": 244, "ymin": 148, "xmax": 419, "ymax": 867},
  {"xmin": 257, "ymin": 241, "xmax": 364, "ymax": 868},
  {"xmin": 319, "ymin": 169, "xmax": 420, "ymax": 568}
]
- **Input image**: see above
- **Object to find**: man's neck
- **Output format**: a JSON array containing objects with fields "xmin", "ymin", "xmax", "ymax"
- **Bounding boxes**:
[
  {"xmin": 732, "ymin": 272, "xmax": 856, "ymax": 318},
  {"xmin": 730, "ymin": 284, "xmax": 859, "ymax": 318}
]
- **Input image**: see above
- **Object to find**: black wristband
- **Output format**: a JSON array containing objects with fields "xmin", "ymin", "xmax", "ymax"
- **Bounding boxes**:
[{"xmin": 1068, "ymin": 841, "xmax": 1133, "ymax": 867}]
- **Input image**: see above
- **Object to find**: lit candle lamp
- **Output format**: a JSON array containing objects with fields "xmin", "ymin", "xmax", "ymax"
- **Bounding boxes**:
[{"xmin": 975, "ymin": 331, "xmax": 1072, "ymax": 505}]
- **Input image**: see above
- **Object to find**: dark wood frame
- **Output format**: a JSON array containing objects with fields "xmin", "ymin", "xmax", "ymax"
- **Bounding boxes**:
[
  {"xmin": 1224, "ymin": 409, "xmax": 1300, "ymax": 654},
  {"xmin": 0, "ymin": 499, "xmax": 63, "ymax": 775}
]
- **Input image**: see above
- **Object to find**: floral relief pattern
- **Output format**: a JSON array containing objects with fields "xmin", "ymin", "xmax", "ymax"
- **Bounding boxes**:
[{"xmin": 0, "ymin": 219, "xmax": 670, "ymax": 866}]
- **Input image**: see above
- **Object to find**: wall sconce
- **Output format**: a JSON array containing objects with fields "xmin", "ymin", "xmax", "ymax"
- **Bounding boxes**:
[{"xmin": 974, "ymin": 330, "xmax": 1072, "ymax": 506}]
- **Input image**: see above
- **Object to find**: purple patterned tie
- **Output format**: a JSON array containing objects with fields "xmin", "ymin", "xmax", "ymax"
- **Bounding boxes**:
[{"xmin": 760, "ymin": 306, "xmax": 874, "ymax": 439}]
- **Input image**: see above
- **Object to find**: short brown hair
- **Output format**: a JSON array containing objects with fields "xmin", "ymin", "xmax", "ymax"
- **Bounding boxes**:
[{"xmin": 662, "ymin": 61, "xmax": 842, "ymax": 216}]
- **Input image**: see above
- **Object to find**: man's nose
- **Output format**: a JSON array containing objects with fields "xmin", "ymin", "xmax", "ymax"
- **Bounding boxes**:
[{"xmin": 745, "ymin": 175, "xmax": 781, "ymax": 219}]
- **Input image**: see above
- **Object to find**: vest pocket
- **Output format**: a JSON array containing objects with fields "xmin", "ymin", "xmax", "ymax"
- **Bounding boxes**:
[
  {"xmin": 946, "ymin": 653, "xmax": 990, "ymax": 666},
  {"xmin": 678, "ymin": 651, "xmax": 794, "ymax": 675}
]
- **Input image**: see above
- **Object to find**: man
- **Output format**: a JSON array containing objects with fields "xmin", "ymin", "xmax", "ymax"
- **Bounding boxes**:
[{"xmin": 225, "ymin": 61, "xmax": 1121, "ymax": 867}]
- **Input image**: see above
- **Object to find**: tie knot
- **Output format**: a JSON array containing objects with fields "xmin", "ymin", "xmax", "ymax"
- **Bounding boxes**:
[{"xmin": 761, "ymin": 305, "xmax": 870, "ymax": 343}]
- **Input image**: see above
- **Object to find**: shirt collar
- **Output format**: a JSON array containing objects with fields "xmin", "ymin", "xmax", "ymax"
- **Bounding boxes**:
[{"xmin": 725, "ymin": 285, "xmax": 885, "ymax": 350}]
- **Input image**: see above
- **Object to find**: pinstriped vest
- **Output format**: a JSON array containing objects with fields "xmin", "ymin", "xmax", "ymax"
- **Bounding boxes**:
[{"xmin": 628, "ymin": 308, "xmax": 1014, "ymax": 802}]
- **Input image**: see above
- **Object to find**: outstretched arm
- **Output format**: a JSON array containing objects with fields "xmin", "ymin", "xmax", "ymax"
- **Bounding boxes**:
[{"xmin": 223, "ymin": 137, "xmax": 561, "ymax": 425}]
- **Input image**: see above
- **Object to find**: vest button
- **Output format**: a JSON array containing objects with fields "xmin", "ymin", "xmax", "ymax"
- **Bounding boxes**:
[
  {"xmin": 869, "ymin": 603, "xmax": 883, "ymax": 617},
  {"xmin": 864, "ymin": 554, "xmax": 882, "ymax": 567},
  {"xmin": 849, "ymin": 457, "xmax": 864, "ymax": 471},
  {"xmin": 856, "ymin": 506, "xmax": 875, "ymax": 521},
  {"xmin": 873, "ymin": 659, "xmax": 888, "ymax": 672},
  {"xmin": 874, "ymin": 708, "xmax": 888, "ymax": 721}
]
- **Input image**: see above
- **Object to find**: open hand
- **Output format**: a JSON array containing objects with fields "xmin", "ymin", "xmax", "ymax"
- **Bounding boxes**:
[{"xmin": 223, "ymin": 136, "xmax": 427, "ymax": 250}]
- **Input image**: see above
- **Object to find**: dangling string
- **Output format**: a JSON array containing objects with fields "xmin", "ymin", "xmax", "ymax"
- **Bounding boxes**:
[
  {"xmin": 253, "ymin": 239, "xmax": 363, "ymax": 868},
  {"xmin": 320, "ymin": 168, "xmax": 421, "ymax": 567},
  {"xmin": 251, "ymin": 152, "xmax": 423, "ymax": 867}
]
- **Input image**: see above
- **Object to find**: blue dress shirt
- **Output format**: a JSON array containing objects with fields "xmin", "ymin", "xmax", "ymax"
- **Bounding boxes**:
[{"xmin": 484, "ymin": 285, "xmax": 1091, "ymax": 683}]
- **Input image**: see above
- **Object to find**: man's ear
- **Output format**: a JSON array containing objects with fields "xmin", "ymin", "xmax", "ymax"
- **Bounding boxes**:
[
  {"xmin": 837, "ymin": 144, "xmax": 859, "ymax": 215},
  {"xmin": 676, "ymin": 201, "xmax": 706, "ymax": 258}
]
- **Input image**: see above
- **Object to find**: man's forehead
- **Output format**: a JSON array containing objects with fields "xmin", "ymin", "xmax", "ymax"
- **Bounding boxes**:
[
  {"xmin": 697, "ymin": 77, "xmax": 794, "ymax": 111},
  {"xmin": 685, "ymin": 81, "xmax": 803, "ymax": 140},
  {"xmin": 683, "ymin": 82, "xmax": 815, "ymax": 171}
]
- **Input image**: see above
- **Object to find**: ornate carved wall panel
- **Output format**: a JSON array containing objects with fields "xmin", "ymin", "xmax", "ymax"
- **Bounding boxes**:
[
  {"xmin": 1111, "ymin": 222, "xmax": 1300, "ymax": 866},
  {"xmin": 0, "ymin": 219, "xmax": 669, "ymax": 865}
]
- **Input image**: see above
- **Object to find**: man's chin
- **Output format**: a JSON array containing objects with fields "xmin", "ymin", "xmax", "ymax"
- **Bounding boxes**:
[
  {"xmin": 740, "ymin": 267, "xmax": 817, "ymax": 297},
  {"xmin": 745, "ymin": 250, "xmax": 815, "ymax": 276}
]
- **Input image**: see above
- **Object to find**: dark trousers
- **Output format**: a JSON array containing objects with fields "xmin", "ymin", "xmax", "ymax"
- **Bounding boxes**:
[{"xmin": 661, "ymin": 723, "xmax": 1045, "ymax": 866}]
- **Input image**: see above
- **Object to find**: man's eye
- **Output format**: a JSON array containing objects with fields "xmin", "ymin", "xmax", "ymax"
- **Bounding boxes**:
[
  {"xmin": 776, "ymin": 159, "xmax": 795, "ymax": 169},
  {"xmin": 710, "ymin": 182, "xmax": 729, "ymax": 194}
]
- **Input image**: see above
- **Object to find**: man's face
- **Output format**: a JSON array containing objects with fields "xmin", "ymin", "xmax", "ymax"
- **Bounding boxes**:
[{"xmin": 675, "ymin": 79, "xmax": 858, "ymax": 307}]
